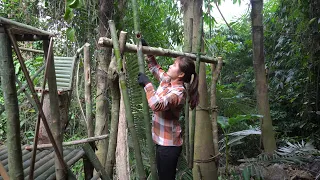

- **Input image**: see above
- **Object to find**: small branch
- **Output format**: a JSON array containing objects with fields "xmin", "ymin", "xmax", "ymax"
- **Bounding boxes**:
[
  {"xmin": 214, "ymin": 1, "xmax": 234, "ymax": 32},
  {"xmin": 25, "ymin": 134, "xmax": 109, "ymax": 150}
]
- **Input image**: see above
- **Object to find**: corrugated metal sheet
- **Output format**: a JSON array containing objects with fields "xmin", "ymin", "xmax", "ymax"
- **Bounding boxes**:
[{"xmin": 0, "ymin": 145, "xmax": 84, "ymax": 180}]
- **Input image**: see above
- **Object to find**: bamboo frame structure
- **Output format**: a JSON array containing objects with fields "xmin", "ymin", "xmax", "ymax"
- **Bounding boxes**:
[
  {"xmin": 0, "ymin": 17, "xmax": 71, "ymax": 179},
  {"xmin": 108, "ymin": 20, "xmax": 146, "ymax": 180}
]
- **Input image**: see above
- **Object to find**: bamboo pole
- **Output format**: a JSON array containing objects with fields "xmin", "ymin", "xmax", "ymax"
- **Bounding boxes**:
[
  {"xmin": 130, "ymin": 0, "xmax": 158, "ymax": 178},
  {"xmin": 190, "ymin": 17, "xmax": 203, "ymax": 169},
  {"xmin": 19, "ymin": 47, "xmax": 44, "ymax": 54},
  {"xmin": 7, "ymin": 31, "xmax": 68, "ymax": 175},
  {"xmin": 25, "ymin": 134, "xmax": 109, "ymax": 150},
  {"xmin": 211, "ymin": 58, "xmax": 223, "ymax": 158},
  {"xmin": 83, "ymin": 43, "xmax": 94, "ymax": 180},
  {"xmin": 0, "ymin": 29, "xmax": 24, "ymax": 180},
  {"xmin": 82, "ymin": 143, "xmax": 110, "ymax": 180},
  {"xmin": 98, "ymin": 37, "xmax": 217, "ymax": 64},
  {"xmin": 105, "ymin": 32, "xmax": 123, "ymax": 177},
  {"xmin": 84, "ymin": 43, "xmax": 93, "ymax": 137},
  {"xmin": 108, "ymin": 20, "xmax": 146, "ymax": 180},
  {"xmin": 184, "ymin": 18, "xmax": 193, "ymax": 167}
]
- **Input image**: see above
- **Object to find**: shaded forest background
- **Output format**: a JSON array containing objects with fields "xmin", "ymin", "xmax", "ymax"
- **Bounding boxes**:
[{"xmin": 0, "ymin": 0, "xmax": 319, "ymax": 179}]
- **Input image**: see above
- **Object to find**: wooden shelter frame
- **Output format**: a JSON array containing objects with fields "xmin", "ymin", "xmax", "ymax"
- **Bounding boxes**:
[{"xmin": 0, "ymin": 17, "xmax": 68, "ymax": 179}]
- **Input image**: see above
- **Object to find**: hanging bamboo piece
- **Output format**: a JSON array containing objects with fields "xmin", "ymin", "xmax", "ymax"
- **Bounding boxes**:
[
  {"xmin": 189, "ymin": 17, "xmax": 203, "ymax": 169},
  {"xmin": 98, "ymin": 37, "xmax": 217, "ymax": 64},
  {"xmin": 108, "ymin": 20, "xmax": 146, "ymax": 180},
  {"xmin": 211, "ymin": 57, "xmax": 223, "ymax": 157},
  {"xmin": 130, "ymin": 0, "xmax": 158, "ymax": 179},
  {"xmin": 0, "ymin": 29, "xmax": 24, "ymax": 180},
  {"xmin": 82, "ymin": 143, "xmax": 110, "ymax": 180}
]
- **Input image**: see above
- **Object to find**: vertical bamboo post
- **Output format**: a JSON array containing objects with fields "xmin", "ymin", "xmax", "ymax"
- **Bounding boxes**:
[
  {"xmin": 211, "ymin": 58, "xmax": 223, "ymax": 156},
  {"xmin": 108, "ymin": 20, "xmax": 146, "ymax": 180},
  {"xmin": 0, "ymin": 28, "xmax": 24, "ymax": 180},
  {"xmin": 43, "ymin": 39, "xmax": 65, "ymax": 180},
  {"xmin": 184, "ymin": 18, "xmax": 193, "ymax": 167},
  {"xmin": 83, "ymin": 43, "xmax": 94, "ymax": 180},
  {"xmin": 105, "ymin": 33, "xmax": 123, "ymax": 176},
  {"xmin": 190, "ymin": 17, "xmax": 203, "ymax": 169},
  {"xmin": 84, "ymin": 43, "xmax": 93, "ymax": 137},
  {"xmin": 130, "ymin": 0, "xmax": 158, "ymax": 179}
]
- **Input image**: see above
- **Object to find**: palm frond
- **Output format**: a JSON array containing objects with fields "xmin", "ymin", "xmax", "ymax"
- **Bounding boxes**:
[{"xmin": 276, "ymin": 140, "xmax": 318, "ymax": 156}]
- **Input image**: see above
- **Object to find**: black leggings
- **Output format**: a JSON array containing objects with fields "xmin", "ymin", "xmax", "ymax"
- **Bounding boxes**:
[{"xmin": 156, "ymin": 144, "xmax": 182, "ymax": 180}]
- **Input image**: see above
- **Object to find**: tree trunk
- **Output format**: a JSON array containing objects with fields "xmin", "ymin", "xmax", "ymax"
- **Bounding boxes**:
[
  {"xmin": 38, "ymin": 92, "xmax": 69, "ymax": 144},
  {"xmin": 310, "ymin": 0, "xmax": 320, "ymax": 122},
  {"xmin": 251, "ymin": 0, "xmax": 277, "ymax": 153},
  {"xmin": 182, "ymin": 0, "xmax": 218, "ymax": 179},
  {"xmin": 95, "ymin": 0, "xmax": 113, "ymax": 167},
  {"xmin": 192, "ymin": 62, "xmax": 217, "ymax": 180},
  {"xmin": 0, "ymin": 30, "xmax": 24, "ymax": 180},
  {"xmin": 44, "ymin": 39, "xmax": 65, "ymax": 179},
  {"xmin": 116, "ymin": 91, "xmax": 131, "ymax": 180}
]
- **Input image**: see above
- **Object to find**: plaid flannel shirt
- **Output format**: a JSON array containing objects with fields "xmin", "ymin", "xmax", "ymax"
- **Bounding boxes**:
[{"xmin": 144, "ymin": 56, "xmax": 186, "ymax": 146}]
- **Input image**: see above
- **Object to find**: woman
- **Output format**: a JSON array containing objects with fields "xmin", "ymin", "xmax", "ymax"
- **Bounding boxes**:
[{"xmin": 137, "ymin": 54, "xmax": 199, "ymax": 180}]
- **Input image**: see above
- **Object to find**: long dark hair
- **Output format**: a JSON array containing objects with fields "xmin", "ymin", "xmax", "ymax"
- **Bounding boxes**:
[{"xmin": 177, "ymin": 56, "xmax": 199, "ymax": 109}]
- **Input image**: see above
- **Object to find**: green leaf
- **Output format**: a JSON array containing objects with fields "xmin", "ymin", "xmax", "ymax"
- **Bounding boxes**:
[
  {"xmin": 309, "ymin": 17, "xmax": 316, "ymax": 25},
  {"xmin": 69, "ymin": 0, "xmax": 81, "ymax": 9},
  {"xmin": 66, "ymin": 28, "xmax": 75, "ymax": 42},
  {"xmin": 64, "ymin": 7, "xmax": 74, "ymax": 21},
  {"xmin": 242, "ymin": 167, "xmax": 250, "ymax": 180}
]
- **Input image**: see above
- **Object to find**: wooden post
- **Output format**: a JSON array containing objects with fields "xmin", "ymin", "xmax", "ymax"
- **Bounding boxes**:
[
  {"xmin": 0, "ymin": 28, "xmax": 24, "ymax": 179},
  {"xmin": 43, "ymin": 39, "xmax": 65, "ymax": 179}
]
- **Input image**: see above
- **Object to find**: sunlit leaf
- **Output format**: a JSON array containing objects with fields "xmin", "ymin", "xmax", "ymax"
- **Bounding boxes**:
[{"xmin": 66, "ymin": 28, "xmax": 75, "ymax": 42}]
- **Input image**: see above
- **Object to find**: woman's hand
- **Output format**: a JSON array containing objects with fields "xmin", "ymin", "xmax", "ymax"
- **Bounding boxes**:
[{"xmin": 137, "ymin": 72, "xmax": 151, "ymax": 87}]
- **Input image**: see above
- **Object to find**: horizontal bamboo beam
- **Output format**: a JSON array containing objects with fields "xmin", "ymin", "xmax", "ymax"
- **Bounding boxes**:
[
  {"xmin": 19, "ymin": 47, "xmax": 44, "ymax": 54},
  {"xmin": 98, "ymin": 37, "xmax": 218, "ymax": 64},
  {"xmin": 25, "ymin": 134, "xmax": 109, "ymax": 150},
  {"xmin": 0, "ymin": 17, "xmax": 54, "ymax": 37}
]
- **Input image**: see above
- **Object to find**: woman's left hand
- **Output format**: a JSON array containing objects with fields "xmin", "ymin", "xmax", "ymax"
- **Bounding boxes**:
[{"xmin": 137, "ymin": 72, "xmax": 151, "ymax": 87}]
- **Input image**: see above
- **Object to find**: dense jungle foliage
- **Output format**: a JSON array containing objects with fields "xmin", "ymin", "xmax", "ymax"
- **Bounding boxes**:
[{"xmin": 0, "ymin": 0, "xmax": 319, "ymax": 179}]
